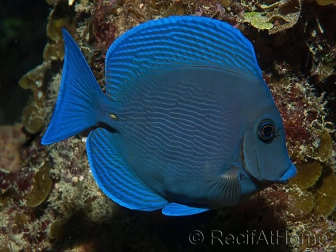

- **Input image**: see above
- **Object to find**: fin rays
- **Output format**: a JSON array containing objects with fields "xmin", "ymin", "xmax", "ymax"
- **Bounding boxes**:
[
  {"xmin": 105, "ymin": 16, "xmax": 262, "ymax": 101},
  {"xmin": 207, "ymin": 167, "xmax": 242, "ymax": 206},
  {"xmin": 86, "ymin": 128, "xmax": 168, "ymax": 211},
  {"xmin": 41, "ymin": 29, "xmax": 106, "ymax": 145}
]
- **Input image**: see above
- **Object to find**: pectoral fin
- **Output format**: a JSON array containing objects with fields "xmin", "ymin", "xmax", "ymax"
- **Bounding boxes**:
[{"xmin": 206, "ymin": 166, "xmax": 241, "ymax": 206}]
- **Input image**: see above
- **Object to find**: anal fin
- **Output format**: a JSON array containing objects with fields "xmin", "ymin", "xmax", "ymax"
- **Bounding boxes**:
[
  {"xmin": 86, "ymin": 128, "xmax": 168, "ymax": 211},
  {"xmin": 162, "ymin": 203, "xmax": 209, "ymax": 216}
]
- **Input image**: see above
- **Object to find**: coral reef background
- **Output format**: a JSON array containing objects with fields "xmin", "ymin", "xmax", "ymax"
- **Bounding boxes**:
[
  {"xmin": 0, "ymin": 0, "xmax": 49, "ymax": 124},
  {"xmin": 0, "ymin": 0, "xmax": 336, "ymax": 251}
]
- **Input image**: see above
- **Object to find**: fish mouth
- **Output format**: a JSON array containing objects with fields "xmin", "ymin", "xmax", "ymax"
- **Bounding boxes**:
[
  {"xmin": 278, "ymin": 164, "xmax": 297, "ymax": 183},
  {"xmin": 241, "ymin": 135, "xmax": 297, "ymax": 183},
  {"xmin": 241, "ymin": 133, "xmax": 297, "ymax": 183}
]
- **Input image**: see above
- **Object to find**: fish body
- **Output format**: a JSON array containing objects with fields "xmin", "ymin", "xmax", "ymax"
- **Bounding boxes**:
[{"xmin": 42, "ymin": 16, "xmax": 296, "ymax": 216}]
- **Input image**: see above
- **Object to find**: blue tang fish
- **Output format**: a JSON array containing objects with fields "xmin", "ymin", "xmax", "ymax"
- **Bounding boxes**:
[{"xmin": 41, "ymin": 16, "xmax": 296, "ymax": 216}]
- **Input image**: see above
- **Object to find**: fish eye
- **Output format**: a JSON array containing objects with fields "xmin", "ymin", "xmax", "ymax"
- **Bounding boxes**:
[{"xmin": 257, "ymin": 119, "xmax": 276, "ymax": 141}]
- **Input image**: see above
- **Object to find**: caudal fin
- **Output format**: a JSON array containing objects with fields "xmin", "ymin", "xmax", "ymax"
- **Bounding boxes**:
[{"xmin": 41, "ymin": 28, "xmax": 105, "ymax": 145}]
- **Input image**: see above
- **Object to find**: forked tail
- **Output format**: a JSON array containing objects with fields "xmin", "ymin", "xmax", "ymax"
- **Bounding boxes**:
[{"xmin": 41, "ymin": 29, "xmax": 107, "ymax": 145}]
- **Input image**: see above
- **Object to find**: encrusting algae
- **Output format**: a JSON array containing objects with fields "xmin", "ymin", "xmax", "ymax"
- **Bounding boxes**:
[
  {"xmin": 314, "ymin": 165, "xmax": 336, "ymax": 217},
  {"xmin": 25, "ymin": 163, "xmax": 52, "ymax": 208},
  {"xmin": 315, "ymin": 0, "xmax": 336, "ymax": 6},
  {"xmin": 290, "ymin": 162, "xmax": 323, "ymax": 190},
  {"xmin": 0, "ymin": 0, "xmax": 335, "ymax": 251},
  {"xmin": 243, "ymin": 0, "xmax": 301, "ymax": 34}
]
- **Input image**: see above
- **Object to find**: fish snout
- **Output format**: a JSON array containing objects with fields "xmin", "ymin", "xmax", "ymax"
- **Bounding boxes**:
[{"xmin": 278, "ymin": 164, "xmax": 297, "ymax": 183}]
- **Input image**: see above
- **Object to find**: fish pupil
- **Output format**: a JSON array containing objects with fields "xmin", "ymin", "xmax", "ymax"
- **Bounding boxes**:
[{"xmin": 258, "ymin": 120, "xmax": 276, "ymax": 141}]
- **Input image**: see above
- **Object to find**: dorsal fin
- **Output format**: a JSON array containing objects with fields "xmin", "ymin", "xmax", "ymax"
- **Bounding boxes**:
[{"xmin": 105, "ymin": 16, "xmax": 263, "ymax": 101}]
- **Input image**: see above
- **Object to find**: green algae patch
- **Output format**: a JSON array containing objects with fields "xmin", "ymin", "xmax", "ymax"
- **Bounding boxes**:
[
  {"xmin": 19, "ymin": 64, "xmax": 47, "ymax": 90},
  {"xmin": 244, "ymin": 12, "xmax": 273, "ymax": 30},
  {"xmin": 0, "ymin": 246, "xmax": 10, "ymax": 252},
  {"xmin": 22, "ymin": 102, "xmax": 45, "ymax": 134},
  {"xmin": 288, "ymin": 189, "xmax": 314, "ymax": 219},
  {"xmin": 315, "ymin": 0, "xmax": 336, "ymax": 5},
  {"xmin": 49, "ymin": 219, "xmax": 67, "ymax": 240},
  {"xmin": 314, "ymin": 130, "xmax": 333, "ymax": 162},
  {"xmin": 44, "ymin": 2, "xmax": 76, "ymax": 62},
  {"xmin": 289, "ymin": 162, "xmax": 323, "ymax": 190},
  {"xmin": 25, "ymin": 164, "xmax": 52, "ymax": 207},
  {"xmin": 243, "ymin": 0, "xmax": 301, "ymax": 34},
  {"xmin": 288, "ymin": 162, "xmax": 336, "ymax": 218},
  {"xmin": 313, "ymin": 166, "xmax": 336, "ymax": 217},
  {"xmin": 19, "ymin": 63, "xmax": 48, "ymax": 134}
]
